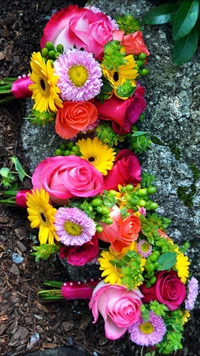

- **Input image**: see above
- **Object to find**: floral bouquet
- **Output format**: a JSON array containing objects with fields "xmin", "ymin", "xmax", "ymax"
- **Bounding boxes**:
[{"xmin": 0, "ymin": 4, "xmax": 198, "ymax": 355}]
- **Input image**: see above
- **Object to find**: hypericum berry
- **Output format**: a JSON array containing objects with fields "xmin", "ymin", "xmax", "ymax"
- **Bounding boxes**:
[
  {"xmin": 96, "ymin": 225, "xmax": 103, "ymax": 233},
  {"xmin": 145, "ymin": 264, "xmax": 155, "ymax": 273},
  {"xmin": 56, "ymin": 44, "xmax": 64, "ymax": 53},
  {"xmin": 150, "ymin": 276, "xmax": 156, "ymax": 284},
  {"xmin": 150, "ymin": 252, "xmax": 158, "ymax": 262},
  {"xmin": 147, "ymin": 186, "xmax": 157, "ymax": 194},
  {"xmin": 48, "ymin": 50, "xmax": 56, "ymax": 59},
  {"xmin": 45, "ymin": 42, "xmax": 54, "ymax": 51},
  {"xmin": 136, "ymin": 59, "xmax": 144, "ymax": 67},
  {"xmin": 105, "ymin": 217, "xmax": 113, "ymax": 225},
  {"xmin": 149, "ymin": 202, "xmax": 158, "ymax": 210},
  {"xmin": 55, "ymin": 149, "xmax": 62, "ymax": 156},
  {"xmin": 137, "ymin": 199, "xmax": 146, "ymax": 207},
  {"xmin": 138, "ymin": 52, "xmax": 147, "ymax": 60},
  {"xmin": 137, "ymin": 188, "xmax": 147, "ymax": 197},
  {"xmin": 92, "ymin": 199, "xmax": 102, "ymax": 207},
  {"xmin": 67, "ymin": 142, "xmax": 74, "ymax": 149},
  {"xmin": 101, "ymin": 206, "xmax": 110, "ymax": 215},
  {"xmin": 126, "ymin": 184, "xmax": 134, "ymax": 191},
  {"xmin": 141, "ymin": 68, "xmax": 149, "ymax": 76},
  {"xmin": 41, "ymin": 48, "xmax": 49, "ymax": 58},
  {"xmin": 64, "ymin": 150, "xmax": 70, "ymax": 156},
  {"xmin": 96, "ymin": 206, "xmax": 103, "ymax": 213}
]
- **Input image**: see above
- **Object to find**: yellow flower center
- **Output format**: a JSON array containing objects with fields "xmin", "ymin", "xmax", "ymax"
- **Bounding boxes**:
[
  {"xmin": 139, "ymin": 322, "xmax": 154, "ymax": 335},
  {"xmin": 85, "ymin": 154, "xmax": 101, "ymax": 167},
  {"xmin": 68, "ymin": 65, "xmax": 88, "ymax": 87},
  {"xmin": 64, "ymin": 220, "xmax": 82, "ymax": 236},
  {"xmin": 141, "ymin": 242, "xmax": 149, "ymax": 252},
  {"xmin": 39, "ymin": 76, "xmax": 50, "ymax": 97}
]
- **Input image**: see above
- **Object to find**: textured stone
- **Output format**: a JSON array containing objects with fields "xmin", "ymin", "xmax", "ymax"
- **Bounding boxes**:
[{"xmin": 21, "ymin": 0, "xmax": 200, "ymax": 304}]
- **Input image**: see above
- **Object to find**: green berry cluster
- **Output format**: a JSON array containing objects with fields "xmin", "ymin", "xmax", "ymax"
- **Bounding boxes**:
[
  {"xmin": 119, "ymin": 184, "xmax": 158, "ymax": 211},
  {"xmin": 41, "ymin": 41, "xmax": 64, "ymax": 64},
  {"xmin": 55, "ymin": 142, "xmax": 81, "ymax": 157},
  {"xmin": 144, "ymin": 250, "xmax": 160, "ymax": 287},
  {"xmin": 134, "ymin": 53, "xmax": 149, "ymax": 76}
]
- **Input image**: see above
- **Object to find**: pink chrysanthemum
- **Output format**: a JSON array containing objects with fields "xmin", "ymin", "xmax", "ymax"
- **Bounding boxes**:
[
  {"xmin": 137, "ymin": 239, "xmax": 152, "ymax": 257},
  {"xmin": 55, "ymin": 207, "xmax": 96, "ymax": 246},
  {"xmin": 54, "ymin": 49, "xmax": 103, "ymax": 102},
  {"xmin": 185, "ymin": 277, "xmax": 199, "ymax": 310},
  {"xmin": 128, "ymin": 311, "xmax": 166, "ymax": 346}
]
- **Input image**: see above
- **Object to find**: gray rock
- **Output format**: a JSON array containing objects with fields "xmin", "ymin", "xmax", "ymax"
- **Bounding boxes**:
[
  {"xmin": 21, "ymin": 0, "xmax": 200, "ymax": 304},
  {"xmin": 23, "ymin": 347, "xmax": 88, "ymax": 356}
]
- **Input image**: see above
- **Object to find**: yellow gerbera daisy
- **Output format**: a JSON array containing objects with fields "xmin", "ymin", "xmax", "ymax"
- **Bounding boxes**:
[
  {"xmin": 175, "ymin": 252, "xmax": 190, "ymax": 284},
  {"xmin": 77, "ymin": 137, "xmax": 116, "ymax": 175},
  {"xmin": 26, "ymin": 188, "xmax": 59, "ymax": 245},
  {"xmin": 29, "ymin": 52, "xmax": 63, "ymax": 113},
  {"xmin": 98, "ymin": 242, "xmax": 144, "ymax": 287},
  {"xmin": 98, "ymin": 247, "xmax": 125, "ymax": 285},
  {"xmin": 102, "ymin": 55, "xmax": 138, "ymax": 98}
]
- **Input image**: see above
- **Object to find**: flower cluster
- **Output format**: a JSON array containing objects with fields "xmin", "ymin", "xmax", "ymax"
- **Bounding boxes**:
[{"xmin": 0, "ymin": 4, "xmax": 198, "ymax": 355}]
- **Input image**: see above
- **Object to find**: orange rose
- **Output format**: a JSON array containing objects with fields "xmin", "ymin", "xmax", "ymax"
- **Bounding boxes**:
[
  {"xmin": 55, "ymin": 101, "xmax": 98, "ymax": 139},
  {"xmin": 113, "ymin": 30, "xmax": 150, "ymax": 56},
  {"xmin": 96, "ymin": 206, "xmax": 141, "ymax": 252}
]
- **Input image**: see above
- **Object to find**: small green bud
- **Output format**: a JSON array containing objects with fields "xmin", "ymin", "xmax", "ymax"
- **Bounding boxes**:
[
  {"xmin": 41, "ymin": 48, "xmax": 49, "ymax": 57},
  {"xmin": 96, "ymin": 225, "xmax": 103, "ymax": 233},
  {"xmin": 48, "ymin": 50, "xmax": 56, "ymax": 59},
  {"xmin": 138, "ymin": 52, "xmax": 147, "ymax": 60},
  {"xmin": 45, "ymin": 42, "xmax": 54, "ymax": 51},
  {"xmin": 141, "ymin": 68, "xmax": 149, "ymax": 76},
  {"xmin": 56, "ymin": 44, "xmax": 64, "ymax": 53},
  {"xmin": 55, "ymin": 149, "xmax": 62, "ymax": 156}
]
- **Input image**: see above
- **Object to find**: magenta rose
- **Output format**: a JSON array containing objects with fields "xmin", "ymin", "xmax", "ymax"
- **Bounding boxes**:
[
  {"xmin": 140, "ymin": 270, "xmax": 186, "ymax": 311},
  {"xmin": 32, "ymin": 156, "xmax": 104, "ymax": 204},
  {"xmin": 15, "ymin": 190, "xmax": 32, "ymax": 207},
  {"xmin": 59, "ymin": 235, "xmax": 99, "ymax": 266},
  {"xmin": 89, "ymin": 280, "xmax": 143, "ymax": 340},
  {"xmin": 94, "ymin": 86, "xmax": 146, "ymax": 134},
  {"xmin": 104, "ymin": 149, "xmax": 141, "ymax": 191},
  {"xmin": 40, "ymin": 5, "xmax": 113, "ymax": 59}
]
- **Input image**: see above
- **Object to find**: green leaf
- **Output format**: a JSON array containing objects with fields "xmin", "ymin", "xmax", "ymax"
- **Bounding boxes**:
[
  {"xmin": 0, "ymin": 167, "xmax": 10, "ymax": 178},
  {"xmin": 172, "ymin": 23, "xmax": 198, "ymax": 66},
  {"xmin": 10, "ymin": 156, "xmax": 27, "ymax": 182},
  {"xmin": 143, "ymin": 4, "xmax": 179, "ymax": 25},
  {"xmin": 102, "ymin": 195, "xmax": 115, "ymax": 208},
  {"xmin": 131, "ymin": 131, "xmax": 148, "ymax": 137},
  {"xmin": 157, "ymin": 252, "xmax": 176, "ymax": 270},
  {"xmin": 172, "ymin": 0, "xmax": 199, "ymax": 41}
]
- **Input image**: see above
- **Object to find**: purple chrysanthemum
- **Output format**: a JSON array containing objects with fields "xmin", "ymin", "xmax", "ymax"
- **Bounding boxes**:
[
  {"xmin": 55, "ymin": 207, "xmax": 96, "ymax": 246},
  {"xmin": 54, "ymin": 49, "xmax": 103, "ymax": 102},
  {"xmin": 185, "ymin": 277, "xmax": 199, "ymax": 310},
  {"xmin": 128, "ymin": 311, "xmax": 166, "ymax": 346},
  {"xmin": 137, "ymin": 239, "xmax": 152, "ymax": 257}
]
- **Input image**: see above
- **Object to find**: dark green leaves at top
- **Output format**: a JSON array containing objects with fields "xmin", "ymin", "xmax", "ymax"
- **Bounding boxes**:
[
  {"xmin": 172, "ymin": 0, "xmax": 199, "ymax": 41},
  {"xmin": 157, "ymin": 252, "xmax": 177, "ymax": 271},
  {"xmin": 172, "ymin": 23, "xmax": 198, "ymax": 66},
  {"xmin": 143, "ymin": 4, "xmax": 179, "ymax": 25}
]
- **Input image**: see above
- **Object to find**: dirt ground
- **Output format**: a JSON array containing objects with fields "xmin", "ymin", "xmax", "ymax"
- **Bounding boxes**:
[{"xmin": 0, "ymin": 1, "xmax": 200, "ymax": 355}]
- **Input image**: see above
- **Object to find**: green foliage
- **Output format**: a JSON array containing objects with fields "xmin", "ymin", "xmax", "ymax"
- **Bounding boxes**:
[
  {"xmin": 141, "ymin": 172, "xmax": 156, "ymax": 187},
  {"xmin": 102, "ymin": 41, "xmax": 127, "ymax": 70},
  {"xmin": 95, "ymin": 122, "xmax": 125, "ymax": 147},
  {"xmin": 0, "ymin": 167, "xmax": 16, "ymax": 187},
  {"xmin": 116, "ymin": 80, "xmax": 136, "ymax": 98},
  {"xmin": 26, "ymin": 109, "xmax": 55, "ymax": 125},
  {"xmin": 147, "ymin": 213, "xmax": 171, "ymax": 230},
  {"xmin": 116, "ymin": 13, "xmax": 141, "ymax": 33},
  {"xmin": 128, "ymin": 126, "xmax": 152, "ymax": 154},
  {"xmin": 10, "ymin": 156, "xmax": 28, "ymax": 181},
  {"xmin": 140, "ymin": 215, "xmax": 160, "ymax": 244},
  {"xmin": 119, "ymin": 250, "xmax": 144, "ymax": 289},
  {"xmin": 157, "ymin": 252, "xmax": 177, "ymax": 270},
  {"xmin": 31, "ymin": 244, "xmax": 60, "ymax": 262},
  {"xmin": 143, "ymin": 0, "xmax": 199, "ymax": 66},
  {"xmin": 149, "ymin": 300, "xmax": 169, "ymax": 317}
]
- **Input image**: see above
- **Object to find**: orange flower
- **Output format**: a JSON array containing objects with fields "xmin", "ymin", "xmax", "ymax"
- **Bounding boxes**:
[
  {"xmin": 113, "ymin": 30, "xmax": 150, "ymax": 56},
  {"xmin": 55, "ymin": 101, "xmax": 98, "ymax": 139},
  {"xmin": 96, "ymin": 206, "xmax": 141, "ymax": 252}
]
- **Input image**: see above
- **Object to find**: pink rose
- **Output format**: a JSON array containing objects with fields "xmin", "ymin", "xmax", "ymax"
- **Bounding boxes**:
[
  {"xmin": 113, "ymin": 30, "xmax": 150, "ymax": 56},
  {"xmin": 32, "ymin": 156, "xmax": 104, "ymax": 204},
  {"xmin": 94, "ymin": 87, "xmax": 146, "ymax": 134},
  {"xmin": 140, "ymin": 270, "xmax": 186, "ymax": 311},
  {"xmin": 96, "ymin": 206, "xmax": 141, "ymax": 252},
  {"xmin": 59, "ymin": 235, "xmax": 99, "ymax": 266},
  {"xmin": 89, "ymin": 280, "xmax": 143, "ymax": 340},
  {"xmin": 104, "ymin": 149, "xmax": 141, "ymax": 191},
  {"xmin": 15, "ymin": 190, "xmax": 32, "ymax": 207},
  {"xmin": 40, "ymin": 5, "xmax": 113, "ymax": 59}
]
